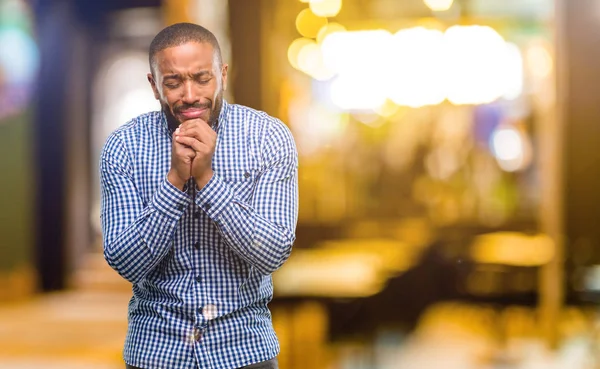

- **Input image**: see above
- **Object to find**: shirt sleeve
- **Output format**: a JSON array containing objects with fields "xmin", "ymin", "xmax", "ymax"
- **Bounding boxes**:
[
  {"xmin": 100, "ymin": 132, "xmax": 189, "ymax": 284},
  {"xmin": 194, "ymin": 122, "xmax": 299, "ymax": 275}
]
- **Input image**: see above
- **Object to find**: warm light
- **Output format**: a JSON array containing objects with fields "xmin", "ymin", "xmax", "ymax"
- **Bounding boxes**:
[
  {"xmin": 297, "ymin": 41, "xmax": 335, "ymax": 81},
  {"xmin": 388, "ymin": 27, "xmax": 446, "ymax": 107},
  {"xmin": 490, "ymin": 125, "xmax": 531, "ymax": 172},
  {"xmin": 492, "ymin": 128, "xmax": 521, "ymax": 161},
  {"xmin": 288, "ymin": 99, "xmax": 348, "ymax": 156},
  {"xmin": 309, "ymin": 0, "xmax": 342, "ymax": 17},
  {"xmin": 374, "ymin": 99, "xmax": 400, "ymax": 117},
  {"xmin": 295, "ymin": 25, "xmax": 525, "ymax": 109},
  {"xmin": 321, "ymin": 30, "xmax": 391, "ymax": 110},
  {"xmin": 288, "ymin": 38, "xmax": 314, "ymax": 71},
  {"xmin": 297, "ymin": 41, "xmax": 320, "ymax": 72},
  {"xmin": 423, "ymin": 0, "xmax": 454, "ymax": 11},
  {"xmin": 443, "ymin": 25, "xmax": 515, "ymax": 105},
  {"xmin": 316, "ymin": 22, "xmax": 346, "ymax": 44},
  {"xmin": 330, "ymin": 76, "xmax": 388, "ymax": 111},
  {"xmin": 273, "ymin": 250, "xmax": 384, "ymax": 297},
  {"xmin": 527, "ymin": 42, "xmax": 553, "ymax": 79},
  {"xmin": 471, "ymin": 232, "xmax": 555, "ymax": 267},
  {"xmin": 321, "ymin": 29, "xmax": 392, "ymax": 74},
  {"xmin": 502, "ymin": 43, "xmax": 524, "ymax": 100},
  {"xmin": 352, "ymin": 112, "xmax": 382, "ymax": 126},
  {"xmin": 295, "ymin": 8, "xmax": 327, "ymax": 39}
]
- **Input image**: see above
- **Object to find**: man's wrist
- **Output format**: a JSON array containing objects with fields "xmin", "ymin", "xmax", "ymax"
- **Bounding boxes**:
[
  {"xmin": 195, "ymin": 170, "xmax": 214, "ymax": 190},
  {"xmin": 167, "ymin": 170, "xmax": 187, "ymax": 191}
]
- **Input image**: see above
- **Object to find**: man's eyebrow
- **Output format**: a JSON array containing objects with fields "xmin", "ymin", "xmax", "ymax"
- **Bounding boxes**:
[
  {"xmin": 193, "ymin": 71, "xmax": 213, "ymax": 78},
  {"xmin": 163, "ymin": 74, "xmax": 180, "ymax": 80}
]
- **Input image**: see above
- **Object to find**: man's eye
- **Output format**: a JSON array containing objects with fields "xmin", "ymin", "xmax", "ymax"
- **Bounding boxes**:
[
  {"xmin": 165, "ymin": 83, "xmax": 180, "ymax": 89},
  {"xmin": 198, "ymin": 79, "xmax": 211, "ymax": 85}
]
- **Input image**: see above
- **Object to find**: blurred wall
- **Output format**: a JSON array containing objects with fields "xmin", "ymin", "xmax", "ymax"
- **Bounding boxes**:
[
  {"xmin": 0, "ymin": 0, "xmax": 38, "ymax": 300},
  {"xmin": 0, "ymin": 111, "xmax": 35, "ymax": 299}
]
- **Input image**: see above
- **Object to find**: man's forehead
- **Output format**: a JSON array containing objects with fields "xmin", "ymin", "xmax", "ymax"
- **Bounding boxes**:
[{"xmin": 155, "ymin": 41, "xmax": 215, "ymax": 64}]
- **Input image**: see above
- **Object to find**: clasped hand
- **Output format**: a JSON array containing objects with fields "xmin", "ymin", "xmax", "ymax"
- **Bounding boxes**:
[{"xmin": 167, "ymin": 118, "xmax": 216, "ymax": 191}]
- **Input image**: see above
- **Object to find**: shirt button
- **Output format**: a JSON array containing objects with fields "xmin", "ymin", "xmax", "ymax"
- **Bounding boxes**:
[
  {"xmin": 195, "ymin": 275, "xmax": 202, "ymax": 283},
  {"xmin": 193, "ymin": 211, "xmax": 200, "ymax": 219},
  {"xmin": 244, "ymin": 171, "xmax": 251, "ymax": 178},
  {"xmin": 193, "ymin": 242, "xmax": 200, "ymax": 250},
  {"xmin": 177, "ymin": 204, "xmax": 184, "ymax": 211},
  {"xmin": 204, "ymin": 203, "xmax": 211, "ymax": 211}
]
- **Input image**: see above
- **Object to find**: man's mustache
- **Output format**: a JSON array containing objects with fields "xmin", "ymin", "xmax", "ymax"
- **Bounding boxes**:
[{"xmin": 174, "ymin": 102, "xmax": 212, "ymax": 114}]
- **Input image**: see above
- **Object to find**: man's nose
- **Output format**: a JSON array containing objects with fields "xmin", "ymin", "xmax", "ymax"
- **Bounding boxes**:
[{"xmin": 181, "ymin": 81, "xmax": 198, "ymax": 104}]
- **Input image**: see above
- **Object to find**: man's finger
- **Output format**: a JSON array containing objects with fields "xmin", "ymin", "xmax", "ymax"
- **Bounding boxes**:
[
  {"xmin": 179, "ymin": 120, "xmax": 214, "ymax": 136},
  {"xmin": 175, "ymin": 135, "xmax": 208, "ymax": 153},
  {"xmin": 177, "ymin": 125, "xmax": 216, "ymax": 146},
  {"xmin": 172, "ymin": 139, "xmax": 196, "ymax": 158}
]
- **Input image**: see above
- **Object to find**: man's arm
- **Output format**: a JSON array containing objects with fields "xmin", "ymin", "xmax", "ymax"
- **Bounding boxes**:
[
  {"xmin": 195, "ymin": 123, "xmax": 298, "ymax": 275},
  {"xmin": 100, "ymin": 133, "xmax": 189, "ymax": 284}
]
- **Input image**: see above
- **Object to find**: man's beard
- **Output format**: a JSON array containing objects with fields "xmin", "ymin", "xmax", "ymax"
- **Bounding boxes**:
[{"xmin": 162, "ymin": 91, "xmax": 223, "ymax": 133}]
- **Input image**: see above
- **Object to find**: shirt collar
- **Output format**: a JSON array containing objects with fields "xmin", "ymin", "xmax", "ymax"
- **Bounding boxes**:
[{"xmin": 161, "ymin": 100, "xmax": 229, "ymax": 138}]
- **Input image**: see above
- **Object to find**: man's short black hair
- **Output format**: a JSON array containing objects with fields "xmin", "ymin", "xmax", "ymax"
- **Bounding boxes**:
[{"xmin": 149, "ymin": 22, "xmax": 222, "ymax": 74}]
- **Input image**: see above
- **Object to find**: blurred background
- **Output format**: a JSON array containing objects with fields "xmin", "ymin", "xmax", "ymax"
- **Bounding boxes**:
[{"xmin": 1, "ymin": 0, "xmax": 600, "ymax": 367}]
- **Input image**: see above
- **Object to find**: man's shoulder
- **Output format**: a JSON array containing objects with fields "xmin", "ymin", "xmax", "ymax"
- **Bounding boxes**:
[
  {"xmin": 228, "ymin": 103, "xmax": 292, "ymax": 140},
  {"xmin": 111, "ymin": 111, "xmax": 162, "ymax": 137},
  {"xmin": 101, "ymin": 111, "xmax": 162, "ymax": 157}
]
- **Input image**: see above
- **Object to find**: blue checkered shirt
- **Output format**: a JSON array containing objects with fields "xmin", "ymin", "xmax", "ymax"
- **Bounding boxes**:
[{"xmin": 100, "ymin": 101, "xmax": 298, "ymax": 369}]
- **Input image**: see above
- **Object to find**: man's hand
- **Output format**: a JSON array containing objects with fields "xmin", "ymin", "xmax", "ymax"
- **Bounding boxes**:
[
  {"xmin": 175, "ymin": 119, "xmax": 216, "ymax": 189},
  {"xmin": 168, "ymin": 129, "xmax": 196, "ymax": 191}
]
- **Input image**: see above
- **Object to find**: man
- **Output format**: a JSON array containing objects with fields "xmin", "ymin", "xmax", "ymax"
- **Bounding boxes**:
[{"xmin": 100, "ymin": 23, "xmax": 298, "ymax": 369}]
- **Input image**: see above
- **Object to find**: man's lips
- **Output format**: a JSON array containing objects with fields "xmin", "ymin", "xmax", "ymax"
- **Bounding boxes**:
[{"xmin": 178, "ymin": 108, "xmax": 207, "ymax": 119}]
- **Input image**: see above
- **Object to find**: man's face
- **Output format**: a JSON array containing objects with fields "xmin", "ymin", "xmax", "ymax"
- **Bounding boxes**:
[{"xmin": 148, "ymin": 41, "xmax": 228, "ymax": 127}]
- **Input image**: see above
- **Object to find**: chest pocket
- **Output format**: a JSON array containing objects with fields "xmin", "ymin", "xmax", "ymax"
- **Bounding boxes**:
[{"xmin": 219, "ymin": 168, "xmax": 257, "ymax": 203}]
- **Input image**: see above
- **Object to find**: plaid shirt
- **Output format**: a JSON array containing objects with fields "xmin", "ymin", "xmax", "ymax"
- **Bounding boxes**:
[{"xmin": 100, "ymin": 101, "xmax": 298, "ymax": 369}]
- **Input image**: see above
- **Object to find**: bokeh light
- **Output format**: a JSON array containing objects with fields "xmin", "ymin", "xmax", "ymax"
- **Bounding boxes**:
[
  {"xmin": 321, "ymin": 29, "xmax": 392, "ymax": 75},
  {"xmin": 423, "ymin": 0, "xmax": 454, "ymax": 12},
  {"xmin": 316, "ymin": 22, "xmax": 346, "ymax": 44},
  {"xmin": 388, "ymin": 27, "xmax": 446, "ymax": 108},
  {"xmin": 330, "ymin": 76, "xmax": 388, "ymax": 111},
  {"xmin": 309, "ymin": 0, "xmax": 343, "ymax": 18},
  {"xmin": 0, "ymin": 0, "xmax": 39, "ymax": 120},
  {"xmin": 288, "ymin": 37, "xmax": 314, "ymax": 70},
  {"xmin": 0, "ymin": 28, "xmax": 39, "ymax": 85},
  {"xmin": 502, "ymin": 42, "xmax": 524, "ymax": 100},
  {"xmin": 527, "ymin": 41, "xmax": 553, "ymax": 79},
  {"xmin": 297, "ymin": 40, "xmax": 335, "ymax": 81},
  {"xmin": 443, "ymin": 25, "xmax": 513, "ymax": 105},
  {"xmin": 298, "ymin": 25, "xmax": 524, "ymax": 110},
  {"xmin": 295, "ymin": 8, "xmax": 327, "ymax": 39},
  {"xmin": 490, "ymin": 125, "xmax": 532, "ymax": 172}
]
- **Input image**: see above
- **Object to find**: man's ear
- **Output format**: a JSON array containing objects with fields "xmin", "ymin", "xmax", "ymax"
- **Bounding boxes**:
[
  {"xmin": 221, "ymin": 64, "xmax": 229, "ymax": 91},
  {"xmin": 147, "ymin": 73, "xmax": 160, "ymax": 100}
]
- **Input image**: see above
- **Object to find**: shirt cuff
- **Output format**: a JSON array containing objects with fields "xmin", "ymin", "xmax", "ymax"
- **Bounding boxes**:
[
  {"xmin": 194, "ymin": 174, "xmax": 234, "ymax": 220},
  {"xmin": 152, "ymin": 176, "xmax": 190, "ymax": 220}
]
